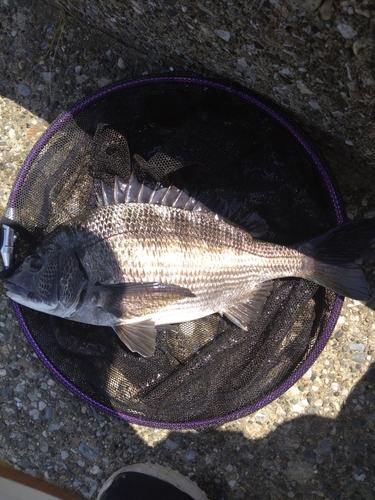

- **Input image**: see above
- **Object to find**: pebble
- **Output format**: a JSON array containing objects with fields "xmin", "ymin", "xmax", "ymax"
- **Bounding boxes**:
[
  {"xmin": 237, "ymin": 57, "xmax": 248, "ymax": 69},
  {"xmin": 286, "ymin": 386, "xmax": 300, "ymax": 397},
  {"xmin": 97, "ymin": 77, "xmax": 112, "ymax": 88},
  {"xmin": 165, "ymin": 438, "xmax": 178, "ymax": 451},
  {"xmin": 215, "ymin": 29, "xmax": 231, "ymax": 42},
  {"xmin": 20, "ymin": 457, "xmax": 31, "ymax": 469},
  {"xmin": 276, "ymin": 405, "xmax": 286, "ymax": 416},
  {"xmin": 44, "ymin": 406, "xmax": 53, "ymax": 420},
  {"xmin": 352, "ymin": 40, "xmax": 367, "ymax": 57},
  {"xmin": 83, "ymin": 477, "xmax": 98, "ymax": 499},
  {"xmin": 28, "ymin": 392, "xmax": 38, "ymax": 402},
  {"xmin": 337, "ymin": 23, "xmax": 358, "ymax": 40},
  {"xmin": 319, "ymin": 0, "xmax": 333, "ymax": 20},
  {"xmin": 185, "ymin": 451, "xmax": 196, "ymax": 461},
  {"xmin": 61, "ymin": 451, "xmax": 69, "ymax": 460},
  {"xmin": 39, "ymin": 440, "xmax": 48, "ymax": 453},
  {"xmin": 308, "ymin": 100, "xmax": 321, "ymax": 110},
  {"xmin": 354, "ymin": 473, "xmax": 366, "ymax": 481},
  {"xmin": 304, "ymin": 450, "xmax": 316, "ymax": 460},
  {"xmin": 17, "ymin": 83, "xmax": 31, "ymax": 97},
  {"xmin": 349, "ymin": 343, "xmax": 364, "ymax": 352},
  {"xmin": 351, "ymin": 352, "xmax": 365, "ymax": 363},
  {"xmin": 302, "ymin": 368, "xmax": 312, "ymax": 380},
  {"xmin": 18, "ymin": 440, "xmax": 28, "ymax": 451},
  {"xmin": 29, "ymin": 409, "xmax": 40, "ymax": 420},
  {"xmin": 76, "ymin": 75, "xmax": 89, "ymax": 85},
  {"xmin": 89, "ymin": 466, "xmax": 101, "ymax": 475},
  {"xmin": 292, "ymin": 404, "xmax": 304, "ymax": 413},
  {"xmin": 41, "ymin": 72, "xmax": 55, "ymax": 83},
  {"xmin": 255, "ymin": 412, "xmax": 268, "ymax": 422},
  {"xmin": 355, "ymin": 7, "xmax": 370, "ymax": 17},
  {"xmin": 320, "ymin": 439, "xmax": 331, "ymax": 454},
  {"xmin": 1, "ymin": 388, "xmax": 11, "ymax": 398},
  {"xmin": 38, "ymin": 401, "xmax": 46, "ymax": 411},
  {"xmin": 296, "ymin": 80, "xmax": 313, "ymax": 95},
  {"xmin": 78, "ymin": 442, "xmax": 99, "ymax": 460},
  {"xmin": 334, "ymin": 330, "xmax": 344, "ymax": 339}
]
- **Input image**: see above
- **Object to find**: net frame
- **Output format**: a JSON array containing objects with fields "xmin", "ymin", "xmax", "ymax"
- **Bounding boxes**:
[{"xmin": 6, "ymin": 75, "xmax": 345, "ymax": 428}]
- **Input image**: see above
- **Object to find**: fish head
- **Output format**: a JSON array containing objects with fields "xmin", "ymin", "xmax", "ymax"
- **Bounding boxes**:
[{"xmin": 4, "ymin": 248, "xmax": 87, "ymax": 317}]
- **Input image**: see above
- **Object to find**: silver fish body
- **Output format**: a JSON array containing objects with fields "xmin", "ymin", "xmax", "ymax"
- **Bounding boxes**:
[
  {"xmin": 69, "ymin": 202, "xmax": 303, "ymax": 323},
  {"xmin": 4, "ymin": 175, "xmax": 374, "ymax": 357}
]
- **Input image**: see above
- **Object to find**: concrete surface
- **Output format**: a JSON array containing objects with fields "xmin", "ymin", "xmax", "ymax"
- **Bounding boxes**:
[{"xmin": 0, "ymin": 1, "xmax": 374, "ymax": 499}]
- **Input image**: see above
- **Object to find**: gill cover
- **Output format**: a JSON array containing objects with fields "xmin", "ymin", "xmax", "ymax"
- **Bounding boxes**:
[{"xmin": 5, "ymin": 248, "xmax": 87, "ymax": 316}]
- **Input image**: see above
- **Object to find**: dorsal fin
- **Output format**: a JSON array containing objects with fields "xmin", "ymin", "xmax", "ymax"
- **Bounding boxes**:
[
  {"xmin": 97, "ymin": 173, "xmax": 268, "ymax": 238},
  {"xmin": 98, "ymin": 173, "xmax": 212, "ymax": 214}
]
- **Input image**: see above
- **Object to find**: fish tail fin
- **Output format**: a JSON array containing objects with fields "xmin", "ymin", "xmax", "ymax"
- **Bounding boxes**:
[
  {"xmin": 309, "ymin": 261, "xmax": 371, "ymax": 301},
  {"xmin": 300, "ymin": 219, "xmax": 375, "ymax": 301}
]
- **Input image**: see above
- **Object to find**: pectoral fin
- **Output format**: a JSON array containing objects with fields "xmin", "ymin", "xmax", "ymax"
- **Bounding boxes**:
[
  {"xmin": 223, "ymin": 281, "xmax": 273, "ymax": 330},
  {"xmin": 113, "ymin": 321, "xmax": 157, "ymax": 357},
  {"xmin": 93, "ymin": 281, "xmax": 195, "ymax": 319}
]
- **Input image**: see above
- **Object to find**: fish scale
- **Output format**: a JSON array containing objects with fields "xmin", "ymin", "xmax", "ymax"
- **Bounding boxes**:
[{"xmin": 74, "ymin": 202, "xmax": 304, "ymax": 322}]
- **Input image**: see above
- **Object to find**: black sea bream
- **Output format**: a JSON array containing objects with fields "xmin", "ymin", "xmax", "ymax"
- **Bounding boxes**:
[{"xmin": 5, "ymin": 175, "xmax": 375, "ymax": 357}]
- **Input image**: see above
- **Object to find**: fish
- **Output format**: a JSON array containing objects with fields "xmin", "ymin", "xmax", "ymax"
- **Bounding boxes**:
[{"xmin": 3, "ymin": 174, "xmax": 375, "ymax": 357}]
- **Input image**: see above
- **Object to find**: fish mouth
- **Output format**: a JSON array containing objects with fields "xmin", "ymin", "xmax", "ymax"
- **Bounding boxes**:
[
  {"xmin": 4, "ymin": 281, "xmax": 30, "ymax": 298},
  {"xmin": 5, "ymin": 282, "xmax": 57, "ymax": 312}
]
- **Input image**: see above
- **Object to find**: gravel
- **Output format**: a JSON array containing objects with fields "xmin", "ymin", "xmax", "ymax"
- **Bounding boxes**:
[
  {"xmin": 0, "ymin": 1, "xmax": 374, "ymax": 499},
  {"xmin": 17, "ymin": 83, "xmax": 31, "ymax": 97},
  {"xmin": 337, "ymin": 23, "xmax": 358, "ymax": 40}
]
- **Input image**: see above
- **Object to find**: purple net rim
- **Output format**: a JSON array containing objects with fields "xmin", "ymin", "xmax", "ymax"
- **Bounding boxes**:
[{"xmin": 9, "ymin": 74, "xmax": 345, "ymax": 429}]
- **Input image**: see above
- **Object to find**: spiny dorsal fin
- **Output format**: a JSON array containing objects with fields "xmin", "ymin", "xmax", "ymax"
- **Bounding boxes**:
[
  {"xmin": 97, "ymin": 173, "xmax": 268, "ymax": 238},
  {"xmin": 98, "ymin": 173, "xmax": 212, "ymax": 214}
]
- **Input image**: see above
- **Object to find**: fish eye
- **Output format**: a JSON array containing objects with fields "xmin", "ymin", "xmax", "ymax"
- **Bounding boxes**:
[{"xmin": 28, "ymin": 255, "xmax": 43, "ymax": 272}]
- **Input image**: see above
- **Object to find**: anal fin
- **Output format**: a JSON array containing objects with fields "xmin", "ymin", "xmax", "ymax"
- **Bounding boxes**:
[
  {"xmin": 113, "ymin": 320, "xmax": 157, "ymax": 357},
  {"xmin": 223, "ymin": 281, "xmax": 273, "ymax": 330}
]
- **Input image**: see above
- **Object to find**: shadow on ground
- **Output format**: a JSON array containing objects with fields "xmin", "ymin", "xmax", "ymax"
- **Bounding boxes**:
[{"xmin": 92, "ymin": 363, "xmax": 374, "ymax": 500}]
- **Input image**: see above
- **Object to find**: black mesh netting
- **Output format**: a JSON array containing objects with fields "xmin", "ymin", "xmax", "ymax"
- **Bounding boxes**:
[{"xmin": 3, "ymin": 76, "xmax": 344, "ymax": 427}]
